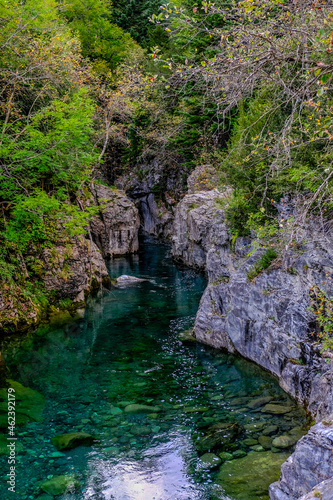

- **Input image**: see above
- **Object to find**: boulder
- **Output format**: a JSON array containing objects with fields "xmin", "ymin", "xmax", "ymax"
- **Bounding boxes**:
[
  {"xmin": 116, "ymin": 275, "xmax": 147, "ymax": 285},
  {"xmin": 269, "ymin": 421, "xmax": 333, "ymax": 499},
  {"xmin": 195, "ymin": 421, "xmax": 242, "ymax": 452},
  {"xmin": 124, "ymin": 404, "xmax": 161, "ymax": 414},
  {"xmin": 51, "ymin": 432, "xmax": 96, "ymax": 451},
  {"xmin": 40, "ymin": 475, "xmax": 80, "ymax": 496},
  {"xmin": 199, "ymin": 453, "xmax": 221, "ymax": 469}
]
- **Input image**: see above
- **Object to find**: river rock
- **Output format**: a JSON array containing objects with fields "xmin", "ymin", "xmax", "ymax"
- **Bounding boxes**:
[
  {"xmin": 258, "ymin": 435, "xmax": 273, "ymax": 449},
  {"xmin": 299, "ymin": 478, "xmax": 333, "ymax": 500},
  {"xmin": 116, "ymin": 275, "xmax": 147, "ymax": 285},
  {"xmin": 51, "ymin": 432, "xmax": 96, "ymax": 451},
  {"xmin": 195, "ymin": 421, "xmax": 242, "ymax": 452},
  {"xmin": 272, "ymin": 434, "xmax": 298, "ymax": 449},
  {"xmin": 0, "ymin": 380, "xmax": 45, "ymax": 427},
  {"xmin": 199, "ymin": 452, "xmax": 221, "ymax": 469},
  {"xmin": 263, "ymin": 425, "xmax": 279, "ymax": 436},
  {"xmin": 261, "ymin": 404, "xmax": 293, "ymax": 415},
  {"xmin": 247, "ymin": 396, "xmax": 273, "ymax": 410},
  {"xmin": 130, "ymin": 425, "xmax": 151, "ymax": 436},
  {"xmin": 40, "ymin": 474, "xmax": 80, "ymax": 496},
  {"xmin": 124, "ymin": 404, "xmax": 161, "ymax": 414},
  {"xmin": 218, "ymin": 450, "xmax": 289, "ymax": 499},
  {"xmin": 244, "ymin": 421, "xmax": 266, "ymax": 432},
  {"xmin": 269, "ymin": 421, "xmax": 333, "ymax": 499}
]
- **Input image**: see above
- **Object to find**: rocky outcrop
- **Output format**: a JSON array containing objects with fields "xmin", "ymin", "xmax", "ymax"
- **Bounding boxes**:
[
  {"xmin": 0, "ymin": 185, "xmax": 140, "ymax": 335},
  {"xmin": 171, "ymin": 188, "xmax": 333, "ymax": 499},
  {"xmin": 115, "ymin": 159, "xmax": 185, "ymax": 239},
  {"xmin": 90, "ymin": 184, "xmax": 140, "ymax": 258},
  {"xmin": 270, "ymin": 421, "xmax": 333, "ymax": 499}
]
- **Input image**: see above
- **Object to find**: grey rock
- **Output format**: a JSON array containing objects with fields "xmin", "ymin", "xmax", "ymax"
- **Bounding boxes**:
[
  {"xmin": 116, "ymin": 275, "xmax": 146, "ymax": 285},
  {"xmin": 271, "ymin": 434, "xmax": 298, "ymax": 449},
  {"xmin": 90, "ymin": 184, "xmax": 140, "ymax": 258},
  {"xmin": 170, "ymin": 190, "xmax": 333, "ymax": 498},
  {"xmin": 269, "ymin": 421, "xmax": 333, "ymax": 498},
  {"xmin": 299, "ymin": 478, "xmax": 333, "ymax": 500}
]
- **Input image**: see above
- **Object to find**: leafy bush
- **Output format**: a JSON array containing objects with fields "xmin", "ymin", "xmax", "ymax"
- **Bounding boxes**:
[{"xmin": 246, "ymin": 249, "xmax": 277, "ymax": 281}]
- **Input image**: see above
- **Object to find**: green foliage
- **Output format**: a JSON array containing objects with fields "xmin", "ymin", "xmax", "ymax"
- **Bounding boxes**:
[
  {"xmin": 59, "ymin": 0, "xmax": 143, "ymax": 73},
  {"xmin": 112, "ymin": 0, "xmax": 164, "ymax": 48},
  {"xmin": 0, "ymin": 90, "xmax": 97, "ymax": 202},
  {"xmin": 4, "ymin": 191, "xmax": 97, "ymax": 252},
  {"xmin": 309, "ymin": 286, "xmax": 333, "ymax": 353},
  {"xmin": 246, "ymin": 249, "xmax": 277, "ymax": 281}
]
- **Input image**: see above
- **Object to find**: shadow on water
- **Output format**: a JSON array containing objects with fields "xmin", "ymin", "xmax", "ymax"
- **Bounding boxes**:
[{"xmin": 0, "ymin": 236, "xmax": 308, "ymax": 499}]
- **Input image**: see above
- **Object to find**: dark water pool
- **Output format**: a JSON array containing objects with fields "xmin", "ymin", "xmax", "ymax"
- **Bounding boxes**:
[{"xmin": 0, "ymin": 237, "xmax": 308, "ymax": 499}]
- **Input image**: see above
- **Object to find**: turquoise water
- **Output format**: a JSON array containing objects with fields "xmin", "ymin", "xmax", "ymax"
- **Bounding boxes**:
[{"xmin": 0, "ymin": 237, "xmax": 307, "ymax": 499}]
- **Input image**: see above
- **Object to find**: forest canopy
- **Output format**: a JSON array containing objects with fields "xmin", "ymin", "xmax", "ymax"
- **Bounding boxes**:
[{"xmin": 1, "ymin": 0, "xmax": 333, "ymax": 309}]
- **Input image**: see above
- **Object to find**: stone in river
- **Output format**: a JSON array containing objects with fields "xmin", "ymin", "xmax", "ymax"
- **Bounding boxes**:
[
  {"xmin": 258, "ymin": 435, "xmax": 273, "ymax": 449},
  {"xmin": 116, "ymin": 275, "xmax": 147, "ymax": 285},
  {"xmin": 244, "ymin": 422, "xmax": 266, "ymax": 432},
  {"xmin": 218, "ymin": 451, "xmax": 233, "ymax": 461},
  {"xmin": 233, "ymin": 450, "xmax": 247, "ymax": 458},
  {"xmin": 195, "ymin": 421, "xmax": 242, "ymax": 452},
  {"xmin": 218, "ymin": 451, "xmax": 289, "ymax": 499},
  {"xmin": 130, "ymin": 425, "xmax": 152, "ymax": 436},
  {"xmin": 51, "ymin": 432, "xmax": 96, "ymax": 451},
  {"xmin": 40, "ymin": 474, "xmax": 80, "ymax": 496},
  {"xmin": 272, "ymin": 434, "xmax": 298, "ymax": 449},
  {"xmin": 243, "ymin": 438, "xmax": 258, "ymax": 446},
  {"xmin": 124, "ymin": 404, "xmax": 161, "ymax": 414},
  {"xmin": 0, "ymin": 379, "xmax": 45, "ymax": 426},
  {"xmin": 199, "ymin": 453, "xmax": 221, "ymax": 469},
  {"xmin": 262, "ymin": 425, "xmax": 279, "ymax": 436},
  {"xmin": 261, "ymin": 404, "xmax": 293, "ymax": 415},
  {"xmin": 247, "ymin": 397, "xmax": 273, "ymax": 410}
]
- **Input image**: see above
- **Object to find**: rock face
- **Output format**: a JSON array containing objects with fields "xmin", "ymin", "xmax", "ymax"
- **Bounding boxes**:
[
  {"xmin": 41, "ymin": 236, "xmax": 110, "ymax": 303},
  {"xmin": 171, "ymin": 189, "xmax": 333, "ymax": 498},
  {"xmin": 269, "ymin": 421, "xmax": 333, "ymax": 499},
  {"xmin": 90, "ymin": 184, "xmax": 140, "ymax": 258},
  {"xmin": 115, "ymin": 159, "xmax": 185, "ymax": 239},
  {"xmin": 0, "ymin": 184, "xmax": 140, "ymax": 335}
]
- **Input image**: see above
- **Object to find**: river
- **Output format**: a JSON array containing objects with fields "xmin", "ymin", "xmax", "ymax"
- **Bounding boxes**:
[{"xmin": 0, "ymin": 236, "xmax": 308, "ymax": 499}]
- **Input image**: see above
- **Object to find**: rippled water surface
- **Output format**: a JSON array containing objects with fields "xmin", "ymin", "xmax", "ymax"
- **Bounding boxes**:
[{"xmin": 0, "ymin": 237, "xmax": 308, "ymax": 499}]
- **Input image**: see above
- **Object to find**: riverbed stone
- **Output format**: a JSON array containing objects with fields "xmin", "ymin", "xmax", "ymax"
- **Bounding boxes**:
[
  {"xmin": 263, "ymin": 425, "xmax": 279, "ymax": 436},
  {"xmin": 130, "ymin": 425, "xmax": 151, "ymax": 436},
  {"xmin": 261, "ymin": 404, "xmax": 293, "ymax": 415},
  {"xmin": 258, "ymin": 435, "xmax": 273, "ymax": 449},
  {"xmin": 51, "ymin": 432, "xmax": 96, "ymax": 451},
  {"xmin": 272, "ymin": 434, "xmax": 298, "ymax": 449},
  {"xmin": 199, "ymin": 453, "xmax": 221, "ymax": 469},
  {"xmin": 244, "ymin": 422, "xmax": 266, "ymax": 432},
  {"xmin": 218, "ymin": 450, "xmax": 289, "ymax": 499},
  {"xmin": 0, "ymin": 380, "xmax": 45, "ymax": 426},
  {"xmin": 232, "ymin": 449, "xmax": 247, "ymax": 458},
  {"xmin": 247, "ymin": 396, "xmax": 273, "ymax": 410},
  {"xmin": 40, "ymin": 474, "xmax": 80, "ymax": 496},
  {"xmin": 124, "ymin": 404, "xmax": 161, "ymax": 414},
  {"xmin": 195, "ymin": 421, "xmax": 242, "ymax": 452}
]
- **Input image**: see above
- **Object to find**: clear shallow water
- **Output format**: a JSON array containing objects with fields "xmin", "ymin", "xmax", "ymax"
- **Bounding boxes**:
[{"xmin": 0, "ymin": 237, "xmax": 308, "ymax": 499}]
